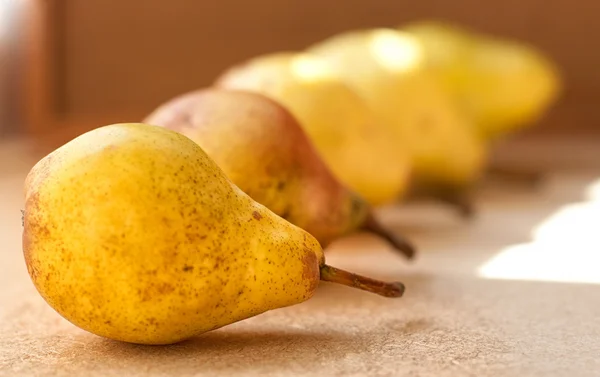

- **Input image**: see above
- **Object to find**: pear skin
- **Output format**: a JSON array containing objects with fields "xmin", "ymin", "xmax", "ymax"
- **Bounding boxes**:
[
  {"xmin": 23, "ymin": 123, "xmax": 405, "ymax": 345},
  {"xmin": 145, "ymin": 89, "xmax": 415, "ymax": 259}
]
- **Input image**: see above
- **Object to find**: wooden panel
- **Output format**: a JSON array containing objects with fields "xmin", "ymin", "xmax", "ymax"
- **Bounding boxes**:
[{"xmin": 0, "ymin": 0, "xmax": 26, "ymax": 136}]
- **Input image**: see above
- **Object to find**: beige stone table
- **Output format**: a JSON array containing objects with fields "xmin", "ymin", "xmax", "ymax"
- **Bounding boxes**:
[{"xmin": 1, "ymin": 136, "xmax": 600, "ymax": 376}]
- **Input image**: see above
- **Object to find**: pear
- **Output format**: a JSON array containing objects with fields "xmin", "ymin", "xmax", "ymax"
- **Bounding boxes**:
[
  {"xmin": 144, "ymin": 89, "xmax": 415, "ymax": 259},
  {"xmin": 22, "ymin": 123, "xmax": 405, "ymax": 345},
  {"xmin": 307, "ymin": 29, "xmax": 488, "ymax": 213},
  {"xmin": 403, "ymin": 20, "xmax": 562, "ymax": 140},
  {"xmin": 214, "ymin": 52, "xmax": 412, "ymax": 206}
]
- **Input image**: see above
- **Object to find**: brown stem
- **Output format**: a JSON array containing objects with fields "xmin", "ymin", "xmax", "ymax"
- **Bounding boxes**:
[
  {"xmin": 436, "ymin": 191, "xmax": 475, "ymax": 219},
  {"xmin": 362, "ymin": 212, "xmax": 416, "ymax": 260},
  {"xmin": 320, "ymin": 265, "xmax": 405, "ymax": 298},
  {"xmin": 406, "ymin": 180, "xmax": 476, "ymax": 219}
]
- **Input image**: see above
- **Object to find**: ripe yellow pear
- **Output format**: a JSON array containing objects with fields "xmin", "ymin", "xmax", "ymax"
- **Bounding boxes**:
[
  {"xmin": 307, "ymin": 28, "xmax": 488, "ymax": 210},
  {"xmin": 144, "ymin": 89, "xmax": 415, "ymax": 258},
  {"xmin": 214, "ymin": 52, "xmax": 412, "ymax": 206},
  {"xmin": 403, "ymin": 20, "xmax": 562, "ymax": 140},
  {"xmin": 22, "ymin": 123, "xmax": 405, "ymax": 345}
]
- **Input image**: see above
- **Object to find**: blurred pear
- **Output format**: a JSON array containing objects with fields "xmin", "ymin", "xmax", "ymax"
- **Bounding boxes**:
[
  {"xmin": 403, "ymin": 20, "xmax": 562, "ymax": 140},
  {"xmin": 308, "ymin": 29, "xmax": 488, "ymax": 206},
  {"xmin": 215, "ymin": 52, "xmax": 412, "ymax": 206}
]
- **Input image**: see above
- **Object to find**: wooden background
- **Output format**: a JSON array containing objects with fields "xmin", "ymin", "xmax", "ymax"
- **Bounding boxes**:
[{"xmin": 12, "ymin": 0, "xmax": 600, "ymax": 146}]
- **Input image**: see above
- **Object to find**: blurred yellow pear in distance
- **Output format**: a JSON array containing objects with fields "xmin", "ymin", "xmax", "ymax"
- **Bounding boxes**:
[
  {"xmin": 403, "ymin": 20, "xmax": 562, "ymax": 140},
  {"xmin": 308, "ymin": 29, "xmax": 488, "ymax": 197},
  {"xmin": 216, "ymin": 52, "xmax": 412, "ymax": 206}
]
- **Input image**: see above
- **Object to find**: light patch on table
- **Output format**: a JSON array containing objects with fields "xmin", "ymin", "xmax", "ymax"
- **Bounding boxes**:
[{"xmin": 479, "ymin": 178, "xmax": 600, "ymax": 284}]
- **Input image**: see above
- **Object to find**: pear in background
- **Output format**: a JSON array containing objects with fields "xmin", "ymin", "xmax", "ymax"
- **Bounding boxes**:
[
  {"xmin": 403, "ymin": 20, "xmax": 562, "ymax": 140},
  {"xmin": 215, "ymin": 52, "xmax": 412, "ymax": 207},
  {"xmin": 145, "ymin": 89, "xmax": 415, "ymax": 259},
  {"xmin": 307, "ymin": 29, "xmax": 488, "ymax": 213}
]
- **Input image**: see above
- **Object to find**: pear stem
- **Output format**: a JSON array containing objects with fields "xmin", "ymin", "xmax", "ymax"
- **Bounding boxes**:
[
  {"xmin": 435, "ymin": 191, "xmax": 475, "ymax": 219},
  {"xmin": 320, "ymin": 264, "xmax": 405, "ymax": 298},
  {"xmin": 362, "ymin": 212, "xmax": 416, "ymax": 260}
]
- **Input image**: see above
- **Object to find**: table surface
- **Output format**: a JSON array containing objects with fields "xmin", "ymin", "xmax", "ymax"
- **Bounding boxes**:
[{"xmin": 1, "ymin": 136, "xmax": 600, "ymax": 377}]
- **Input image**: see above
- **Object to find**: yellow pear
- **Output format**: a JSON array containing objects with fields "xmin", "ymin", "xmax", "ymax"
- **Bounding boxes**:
[
  {"xmin": 214, "ymin": 52, "xmax": 412, "ymax": 206},
  {"xmin": 22, "ymin": 123, "xmax": 405, "ymax": 345},
  {"xmin": 307, "ymin": 28, "xmax": 488, "ymax": 210},
  {"xmin": 403, "ymin": 20, "xmax": 562, "ymax": 140},
  {"xmin": 145, "ymin": 89, "xmax": 415, "ymax": 259}
]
